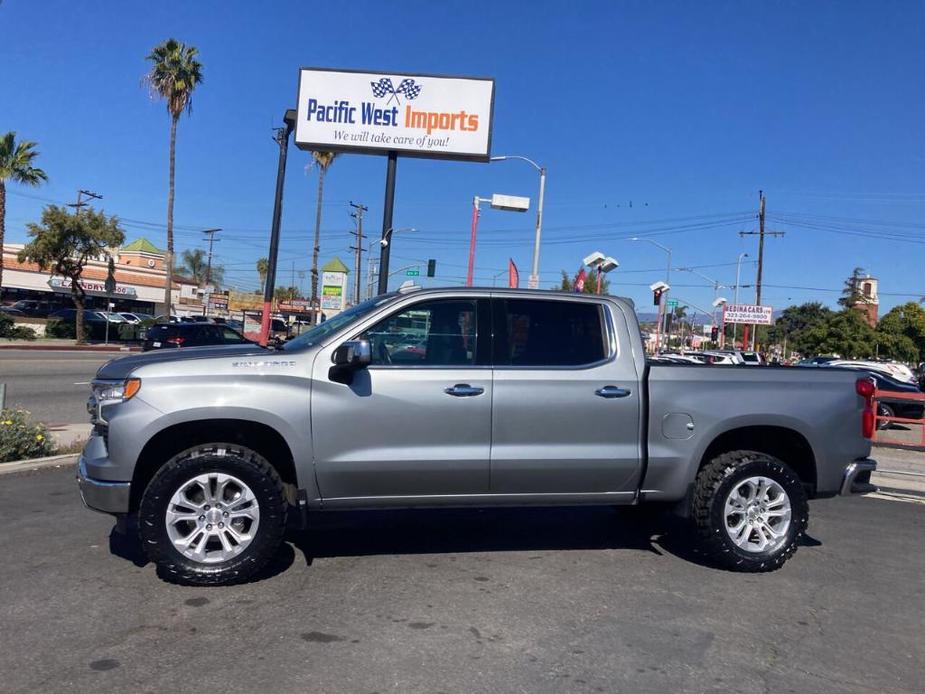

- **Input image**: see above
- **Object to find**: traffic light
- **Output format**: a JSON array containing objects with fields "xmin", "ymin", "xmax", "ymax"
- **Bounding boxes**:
[
  {"xmin": 711, "ymin": 326, "xmax": 719, "ymax": 341},
  {"xmin": 653, "ymin": 287, "xmax": 663, "ymax": 305},
  {"xmin": 426, "ymin": 259, "xmax": 436, "ymax": 278}
]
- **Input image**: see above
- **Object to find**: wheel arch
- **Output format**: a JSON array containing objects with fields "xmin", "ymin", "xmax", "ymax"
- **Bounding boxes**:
[
  {"xmin": 698, "ymin": 425, "xmax": 818, "ymax": 495},
  {"xmin": 129, "ymin": 419, "xmax": 299, "ymax": 513}
]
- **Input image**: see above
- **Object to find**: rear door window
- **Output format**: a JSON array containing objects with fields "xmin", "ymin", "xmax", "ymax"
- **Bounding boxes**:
[{"xmin": 494, "ymin": 299, "xmax": 609, "ymax": 367}]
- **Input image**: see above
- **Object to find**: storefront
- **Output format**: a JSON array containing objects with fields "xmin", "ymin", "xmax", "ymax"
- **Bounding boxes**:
[{"xmin": 1, "ymin": 237, "xmax": 201, "ymax": 315}]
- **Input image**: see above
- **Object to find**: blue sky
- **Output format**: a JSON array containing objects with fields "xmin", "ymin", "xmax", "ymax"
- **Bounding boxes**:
[{"xmin": 2, "ymin": 0, "xmax": 924, "ymax": 316}]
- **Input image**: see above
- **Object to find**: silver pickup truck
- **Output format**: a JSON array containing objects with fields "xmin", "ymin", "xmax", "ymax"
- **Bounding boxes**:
[{"xmin": 78, "ymin": 287, "xmax": 877, "ymax": 585}]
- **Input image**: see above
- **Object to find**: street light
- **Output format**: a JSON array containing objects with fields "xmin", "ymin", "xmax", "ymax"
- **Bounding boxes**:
[
  {"xmin": 491, "ymin": 154, "xmax": 546, "ymax": 289},
  {"xmin": 712, "ymin": 296, "xmax": 728, "ymax": 347},
  {"xmin": 368, "ymin": 227, "xmax": 416, "ymax": 298},
  {"xmin": 584, "ymin": 251, "xmax": 619, "ymax": 294},
  {"xmin": 632, "ymin": 237, "xmax": 672, "ymax": 349},
  {"xmin": 468, "ymin": 193, "xmax": 530, "ymax": 287}
]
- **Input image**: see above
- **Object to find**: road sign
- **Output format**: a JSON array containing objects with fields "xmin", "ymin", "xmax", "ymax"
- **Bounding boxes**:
[
  {"xmin": 667, "ymin": 299, "xmax": 678, "ymax": 309},
  {"xmin": 723, "ymin": 303, "xmax": 774, "ymax": 325},
  {"xmin": 406, "ymin": 269, "xmax": 420, "ymax": 276}
]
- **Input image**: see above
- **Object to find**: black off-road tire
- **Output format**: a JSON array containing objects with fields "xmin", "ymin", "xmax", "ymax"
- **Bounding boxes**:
[
  {"xmin": 692, "ymin": 450, "xmax": 808, "ymax": 572},
  {"xmin": 139, "ymin": 443, "xmax": 288, "ymax": 586}
]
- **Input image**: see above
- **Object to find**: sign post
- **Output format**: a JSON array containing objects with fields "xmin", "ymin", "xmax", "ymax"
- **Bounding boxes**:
[{"xmin": 294, "ymin": 68, "xmax": 496, "ymax": 294}]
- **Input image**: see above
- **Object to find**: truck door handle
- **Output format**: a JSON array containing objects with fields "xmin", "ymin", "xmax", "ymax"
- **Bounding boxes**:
[
  {"xmin": 595, "ymin": 385, "xmax": 631, "ymax": 399},
  {"xmin": 444, "ymin": 384, "xmax": 485, "ymax": 397}
]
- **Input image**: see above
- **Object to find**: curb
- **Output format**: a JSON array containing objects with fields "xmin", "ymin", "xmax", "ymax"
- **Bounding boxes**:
[{"xmin": 0, "ymin": 454, "xmax": 79, "ymax": 476}]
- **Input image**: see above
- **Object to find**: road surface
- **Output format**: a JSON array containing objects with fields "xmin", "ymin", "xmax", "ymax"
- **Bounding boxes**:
[
  {"xmin": 1, "ymin": 464, "xmax": 923, "ymax": 694},
  {"xmin": 0, "ymin": 350, "xmax": 120, "ymax": 422}
]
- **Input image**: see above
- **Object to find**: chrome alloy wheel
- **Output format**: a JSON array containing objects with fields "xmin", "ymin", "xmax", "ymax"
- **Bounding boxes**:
[
  {"xmin": 165, "ymin": 472, "xmax": 260, "ymax": 564},
  {"xmin": 723, "ymin": 475, "xmax": 792, "ymax": 553}
]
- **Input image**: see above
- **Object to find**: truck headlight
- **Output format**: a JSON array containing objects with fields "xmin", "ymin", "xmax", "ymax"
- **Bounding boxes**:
[{"xmin": 92, "ymin": 378, "xmax": 142, "ymax": 404}]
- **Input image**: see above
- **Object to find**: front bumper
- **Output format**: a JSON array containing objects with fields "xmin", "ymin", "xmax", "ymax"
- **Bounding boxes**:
[
  {"xmin": 77, "ymin": 456, "xmax": 131, "ymax": 514},
  {"xmin": 840, "ymin": 458, "xmax": 878, "ymax": 496}
]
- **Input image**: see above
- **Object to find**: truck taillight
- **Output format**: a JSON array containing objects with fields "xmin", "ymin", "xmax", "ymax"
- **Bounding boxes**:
[
  {"xmin": 856, "ymin": 377, "xmax": 875, "ymax": 439},
  {"xmin": 166, "ymin": 336, "xmax": 185, "ymax": 346}
]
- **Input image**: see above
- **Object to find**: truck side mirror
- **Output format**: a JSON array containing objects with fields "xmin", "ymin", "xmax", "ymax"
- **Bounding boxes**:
[{"xmin": 332, "ymin": 339, "xmax": 372, "ymax": 369}]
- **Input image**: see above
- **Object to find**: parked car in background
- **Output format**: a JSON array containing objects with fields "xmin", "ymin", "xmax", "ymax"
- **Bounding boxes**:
[
  {"xmin": 49, "ymin": 308, "xmax": 109, "ymax": 324},
  {"xmin": 798, "ymin": 356, "xmax": 839, "ymax": 366},
  {"xmin": 825, "ymin": 360, "xmax": 916, "ymax": 385},
  {"xmin": 153, "ymin": 315, "xmax": 181, "ymax": 324},
  {"xmin": 0, "ymin": 306, "xmax": 25, "ymax": 316},
  {"xmin": 6, "ymin": 299, "xmax": 63, "ymax": 317},
  {"xmin": 701, "ymin": 351, "xmax": 739, "ymax": 365},
  {"xmin": 142, "ymin": 322, "xmax": 251, "ymax": 351},
  {"xmin": 96, "ymin": 311, "xmax": 127, "ymax": 323},
  {"xmin": 119, "ymin": 312, "xmax": 154, "ymax": 324}
]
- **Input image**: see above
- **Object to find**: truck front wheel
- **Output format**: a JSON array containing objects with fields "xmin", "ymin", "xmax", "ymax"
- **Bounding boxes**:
[
  {"xmin": 138, "ymin": 443, "xmax": 288, "ymax": 586},
  {"xmin": 692, "ymin": 450, "xmax": 808, "ymax": 572}
]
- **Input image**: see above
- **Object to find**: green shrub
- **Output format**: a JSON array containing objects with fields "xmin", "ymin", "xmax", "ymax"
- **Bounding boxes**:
[
  {"xmin": 0, "ymin": 408, "xmax": 55, "ymax": 463},
  {"xmin": 0, "ymin": 313, "xmax": 37, "ymax": 341},
  {"xmin": 45, "ymin": 317, "xmax": 78, "ymax": 339}
]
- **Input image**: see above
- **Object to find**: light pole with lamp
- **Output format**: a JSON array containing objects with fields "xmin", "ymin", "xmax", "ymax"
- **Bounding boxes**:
[
  {"xmin": 631, "ymin": 237, "xmax": 672, "ymax": 349},
  {"xmin": 368, "ymin": 227, "xmax": 416, "ymax": 298},
  {"xmin": 468, "ymin": 194, "xmax": 530, "ymax": 287},
  {"xmin": 583, "ymin": 251, "xmax": 619, "ymax": 294},
  {"xmin": 490, "ymin": 155, "xmax": 546, "ymax": 289},
  {"xmin": 712, "ymin": 296, "xmax": 728, "ymax": 347}
]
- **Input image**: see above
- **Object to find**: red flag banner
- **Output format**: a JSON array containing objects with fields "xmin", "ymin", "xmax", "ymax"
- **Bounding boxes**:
[
  {"xmin": 574, "ymin": 267, "xmax": 587, "ymax": 293},
  {"xmin": 508, "ymin": 259, "xmax": 519, "ymax": 288}
]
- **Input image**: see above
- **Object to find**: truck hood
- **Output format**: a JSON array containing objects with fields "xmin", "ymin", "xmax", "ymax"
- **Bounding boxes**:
[{"xmin": 96, "ymin": 344, "xmax": 270, "ymax": 380}]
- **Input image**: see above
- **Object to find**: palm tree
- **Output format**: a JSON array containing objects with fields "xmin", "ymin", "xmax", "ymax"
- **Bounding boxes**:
[
  {"xmin": 144, "ymin": 38, "xmax": 203, "ymax": 315},
  {"xmin": 256, "ymin": 257, "xmax": 269, "ymax": 293},
  {"xmin": 0, "ymin": 132, "xmax": 47, "ymax": 293},
  {"xmin": 181, "ymin": 248, "xmax": 207, "ymax": 285},
  {"xmin": 309, "ymin": 151, "xmax": 338, "ymax": 316}
]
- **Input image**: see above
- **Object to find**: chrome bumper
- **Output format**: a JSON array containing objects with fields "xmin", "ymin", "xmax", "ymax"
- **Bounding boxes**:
[
  {"xmin": 840, "ymin": 459, "xmax": 877, "ymax": 496},
  {"xmin": 77, "ymin": 457, "xmax": 131, "ymax": 514}
]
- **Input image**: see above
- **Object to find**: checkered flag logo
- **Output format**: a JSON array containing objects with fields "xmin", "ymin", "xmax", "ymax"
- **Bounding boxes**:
[
  {"xmin": 395, "ymin": 78, "xmax": 422, "ymax": 100},
  {"xmin": 370, "ymin": 77, "xmax": 423, "ymax": 104},
  {"xmin": 370, "ymin": 78, "xmax": 395, "ymax": 99}
]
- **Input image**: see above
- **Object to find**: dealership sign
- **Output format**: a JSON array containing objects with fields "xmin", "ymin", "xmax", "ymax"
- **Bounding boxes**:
[
  {"xmin": 295, "ymin": 68, "xmax": 495, "ymax": 161},
  {"xmin": 723, "ymin": 303, "xmax": 774, "ymax": 325},
  {"xmin": 47, "ymin": 277, "xmax": 137, "ymax": 297}
]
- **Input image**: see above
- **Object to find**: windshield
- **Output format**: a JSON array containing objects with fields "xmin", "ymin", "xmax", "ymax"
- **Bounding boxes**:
[{"xmin": 282, "ymin": 294, "xmax": 398, "ymax": 351}]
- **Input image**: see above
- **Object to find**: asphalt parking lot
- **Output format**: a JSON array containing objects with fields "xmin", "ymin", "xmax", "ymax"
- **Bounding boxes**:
[{"xmin": 2, "ymin": 465, "xmax": 924, "ymax": 694}]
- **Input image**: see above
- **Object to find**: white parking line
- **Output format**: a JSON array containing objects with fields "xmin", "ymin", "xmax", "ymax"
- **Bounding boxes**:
[
  {"xmin": 73, "ymin": 382, "xmax": 90, "ymax": 385},
  {"xmin": 865, "ymin": 491, "xmax": 925, "ymax": 506}
]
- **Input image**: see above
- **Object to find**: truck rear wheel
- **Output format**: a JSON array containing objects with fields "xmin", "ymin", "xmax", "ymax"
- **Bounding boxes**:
[
  {"xmin": 692, "ymin": 450, "xmax": 808, "ymax": 572},
  {"xmin": 138, "ymin": 443, "xmax": 287, "ymax": 586}
]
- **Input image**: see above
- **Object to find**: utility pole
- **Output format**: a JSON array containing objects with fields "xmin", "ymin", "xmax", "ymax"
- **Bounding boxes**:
[
  {"xmin": 200, "ymin": 227, "xmax": 221, "ymax": 316},
  {"xmin": 739, "ymin": 191, "xmax": 783, "ymax": 350},
  {"xmin": 202, "ymin": 228, "xmax": 222, "ymax": 286},
  {"xmin": 349, "ymin": 201, "xmax": 367, "ymax": 305},
  {"xmin": 68, "ymin": 189, "xmax": 102, "ymax": 217}
]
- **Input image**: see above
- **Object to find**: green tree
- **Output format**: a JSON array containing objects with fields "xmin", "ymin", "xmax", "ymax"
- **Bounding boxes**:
[
  {"xmin": 181, "ymin": 248, "xmax": 223, "ymax": 287},
  {"xmin": 309, "ymin": 151, "xmax": 338, "ymax": 314},
  {"xmin": 767, "ymin": 302, "xmax": 833, "ymax": 356},
  {"xmin": 838, "ymin": 266, "xmax": 866, "ymax": 308},
  {"xmin": 144, "ymin": 38, "xmax": 204, "ymax": 314},
  {"xmin": 559, "ymin": 268, "xmax": 611, "ymax": 294},
  {"xmin": 18, "ymin": 206, "xmax": 124, "ymax": 344},
  {"xmin": 876, "ymin": 302, "xmax": 925, "ymax": 362},
  {"xmin": 274, "ymin": 285, "xmax": 300, "ymax": 302},
  {"xmin": 800, "ymin": 308, "xmax": 876, "ymax": 359},
  {"xmin": 256, "ymin": 257, "xmax": 269, "ymax": 292},
  {"xmin": 0, "ymin": 132, "xmax": 48, "ymax": 292}
]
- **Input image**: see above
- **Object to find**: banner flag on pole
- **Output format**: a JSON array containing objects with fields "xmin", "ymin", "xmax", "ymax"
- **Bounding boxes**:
[
  {"xmin": 508, "ymin": 259, "xmax": 519, "ymax": 288},
  {"xmin": 574, "ymin": 267, "xmax": 587, "ymax": 293}
]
